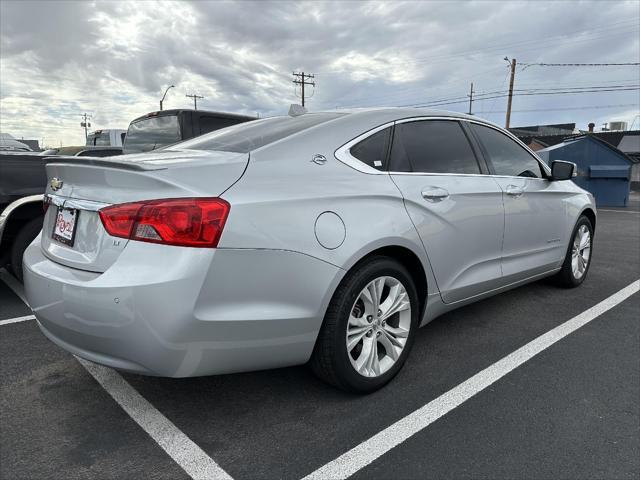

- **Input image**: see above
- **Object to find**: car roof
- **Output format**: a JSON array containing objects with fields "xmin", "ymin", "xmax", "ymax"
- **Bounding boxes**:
[{"xmin": 316, "ymin": 107, "xmax": 499, "ymax": 128}]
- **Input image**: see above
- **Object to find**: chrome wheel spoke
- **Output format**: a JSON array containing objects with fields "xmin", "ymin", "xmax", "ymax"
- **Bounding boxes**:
[
  {"xmin": 379, "ymin": 330, "xmax": 402, "ymax": 359},
  {"xmin": 367, "ymin": 340, "xmax": 381, "ymax": 376},
  {"xmin": 383, "ymin": 324, "xmax": 409, "ymax": 340},
  {"xmin": 347, "ymin": 328, "xmax": 369, "ymax": 352},
  {"xmin": 361, "ymin": 278, "xmax": 384, "ymax": 313},
  {"xmin": 579, "ymin": 235, "xmax": 589, "ymax": 250},
  {"xmin": 379, "ymin": 284, "xmax": 410, "ymax": 321},
  {"xmin": 355, "ymin": 335, "xmax": 374, "ymax": 372}
]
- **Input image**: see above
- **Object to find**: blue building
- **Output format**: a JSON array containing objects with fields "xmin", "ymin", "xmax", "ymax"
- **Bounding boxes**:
[{"xmin": 537, "ymin": 135, "xmax": 634, "ymax": 207}]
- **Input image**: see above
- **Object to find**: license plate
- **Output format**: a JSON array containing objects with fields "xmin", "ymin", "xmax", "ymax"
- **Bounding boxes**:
[{"xmin": 52, "ymin": 207, "xmax": 79, "ymax": 247}]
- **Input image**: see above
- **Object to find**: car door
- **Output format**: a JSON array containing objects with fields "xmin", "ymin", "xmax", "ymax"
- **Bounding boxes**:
[
  {"xmin": 388, "ymin": 119, "xmax": 505, "ymax": 304},
  {"xmin": 468, "ymin": 123, "xmax": 568, "ymax": 279}
]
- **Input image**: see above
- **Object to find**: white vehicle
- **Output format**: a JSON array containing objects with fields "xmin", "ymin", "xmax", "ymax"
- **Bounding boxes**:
[
  {"xmin": 86, "ymin": 129, "xmax": 127, "ymax": 148},
  {"xmin": 0, "ymin": 133, "xmax": 33, "ymax": 152},
  {"xmin": 24, "ymin": 108, "xmax": 596, "ymax": 392}
]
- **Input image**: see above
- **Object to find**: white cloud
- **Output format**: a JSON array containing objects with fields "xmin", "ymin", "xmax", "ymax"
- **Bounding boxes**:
[{"xmin": 0, "ymin": 0, "xmax": 638, "ymax": 147}]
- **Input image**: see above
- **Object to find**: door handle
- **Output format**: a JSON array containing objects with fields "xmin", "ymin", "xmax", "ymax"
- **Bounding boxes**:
[
  {"xmin": 505, "ymin": 184, "xmax": 525, "ymax": 197},
  {"xmin": 421, "ymin": 187, "xmax": 449, "ymax": 201}
]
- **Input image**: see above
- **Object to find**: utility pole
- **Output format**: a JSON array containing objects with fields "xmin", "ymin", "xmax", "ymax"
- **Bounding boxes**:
[
  {"xmin": 467, "ymin": 82, "xmax": 474, "ymax": 115},
  {"xmin": 80, "ymin": 113, "xmax": 92, "ymax": 142},
  {"xmin": 292, "ymin": 71, "xmax": 315, "ymax": 107},
  {"xmin": 505, "ymin": 57, "xmax": 517, "ymax": 128},
  {"xmin": 186, "ymin": 93, "xmax": 204, "ymax": 110}
]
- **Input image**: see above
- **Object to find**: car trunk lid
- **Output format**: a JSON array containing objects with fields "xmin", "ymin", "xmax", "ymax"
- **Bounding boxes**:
[{"xmin": 41, "ymin": 149, "xmax": 247, "ymax": 272}]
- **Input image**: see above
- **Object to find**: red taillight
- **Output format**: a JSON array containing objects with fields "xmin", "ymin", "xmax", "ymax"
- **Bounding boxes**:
[{"xmin": 99, "ymin": 198, "xmax": 230, "ymax": 248}]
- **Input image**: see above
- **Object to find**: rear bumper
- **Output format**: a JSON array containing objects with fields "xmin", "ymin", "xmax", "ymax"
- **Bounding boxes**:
[{"xmin": 23, "ymin": 236, "xmax": 343, "ymax": 377}]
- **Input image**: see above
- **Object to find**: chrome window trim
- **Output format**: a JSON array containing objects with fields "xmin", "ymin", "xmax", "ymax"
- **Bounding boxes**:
[
  {"xmin": 334, "ymin": 115, "xmax": 551, "ymax": 178},
  {"xmin": 334, "ymin": 121, "xmax": 395, "ymax": 175}
]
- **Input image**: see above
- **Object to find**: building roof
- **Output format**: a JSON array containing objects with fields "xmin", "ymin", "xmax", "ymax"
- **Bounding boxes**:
[
  {"xmin": 509, "ymin": 123, "xmax": 576, "ymax": 136},
  {"xmin": 539, "ymin": 134, "xmax": 635, "ymax": 164},
  {"xmin": 514, "ymin": 129, "xmax": 640, "ymax": 160},
  {"xmin": 618, "ymin": 134, "xmax": 640, "ymax": 154}
]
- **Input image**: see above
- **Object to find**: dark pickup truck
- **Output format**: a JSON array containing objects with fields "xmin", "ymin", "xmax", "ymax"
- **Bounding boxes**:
[
  {"xmin": 0, "ymin": 153, "xmax": 48, "ymax": 280},
  {"xmin": 123, "ymin": 109, "xmax": 255, "ymax": 154}
]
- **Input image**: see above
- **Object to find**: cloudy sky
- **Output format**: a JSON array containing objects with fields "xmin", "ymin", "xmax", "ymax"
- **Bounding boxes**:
[{"xmin": 1, "ymin": 0, "xmax": 639, "ymax": 147}]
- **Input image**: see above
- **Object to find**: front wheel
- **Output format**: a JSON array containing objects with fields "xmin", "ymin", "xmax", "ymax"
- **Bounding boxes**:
[
  {"xmin": 311, "ymin": 256, "xmax": 419, "ymax": 393},
  {"xmin": 553, "ymin": 215, "xmax": 593, "ymax": 288}
]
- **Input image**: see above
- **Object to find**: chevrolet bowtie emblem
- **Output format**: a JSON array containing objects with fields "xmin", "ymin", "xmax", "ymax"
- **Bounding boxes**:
[{"xmin": 50, "ymin": 177, "xmax": 63, "ymax": 191}]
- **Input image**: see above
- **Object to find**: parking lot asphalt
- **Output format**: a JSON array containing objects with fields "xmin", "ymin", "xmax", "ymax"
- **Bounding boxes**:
[{"xmin": 1, "ymin": 207, "xmax": 639, "ymax": 480}]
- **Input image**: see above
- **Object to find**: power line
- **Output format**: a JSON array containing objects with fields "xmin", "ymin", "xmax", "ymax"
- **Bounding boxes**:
[
  {"xmin": 349, "ymin": 78, "xmax": 640, "ymax": 108},
  {"xmin": 515, "ymin": 84, "xmax": 640, "ymax": 93},
  {"xmin": 427, "ymin": 86, "xmax": 639, "ymax": 105},
  {"xmin": 474, "ymin": 103, "xmax": 639, "ymax": 114},
  {"xmin": 292, "ymin": 72, "xmax": 315, "ymax": 107},
  {"xmin": 485, "ymin": 69, "xmax": 511, "ymax": 118},
  {"xmin": 521, "ymin": 62, "xmax": 640, "ymax": 70},
  {"xmin": 405, "ymin": 86, "xmax": 640, "ymax": 109}
]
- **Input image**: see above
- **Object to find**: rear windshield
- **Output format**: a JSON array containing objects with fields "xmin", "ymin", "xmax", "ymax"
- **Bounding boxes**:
[
  {"xmin": 172, "ymin": 113, "xmax": 345, "ymax": 153},
  {"xmin": 124, "ymin": 115, "xmax": 181, "ymax": 154}
]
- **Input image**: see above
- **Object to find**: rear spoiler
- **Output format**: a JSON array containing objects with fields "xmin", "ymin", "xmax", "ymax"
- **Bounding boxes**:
[{"xmin": 43, "ymin": 155, "xmax": 166, "ymax": 171}]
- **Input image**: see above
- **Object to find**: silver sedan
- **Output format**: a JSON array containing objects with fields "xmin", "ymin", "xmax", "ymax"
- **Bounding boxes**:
[{"xmin": 23, "ymin": 108, "xmax": 595, "ymax": 392}]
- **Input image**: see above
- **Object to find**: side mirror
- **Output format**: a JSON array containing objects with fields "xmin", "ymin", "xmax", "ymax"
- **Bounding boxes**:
[{"xmin": 551, "ymin": 160, "xmax": 576, "ymax": 181}]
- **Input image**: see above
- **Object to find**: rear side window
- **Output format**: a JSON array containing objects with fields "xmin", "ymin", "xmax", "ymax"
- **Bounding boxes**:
[
  {"xmin": 176, "ymin": 113, "xmax": 345, "ymax": 153},
  {"xmin": 389, "ymin": 120, "xmax": 481, "ymax": 174},
  {"xmin": 94, "ymin": 135, "xmax": 111, "ymax": 146},
  {"xmin": 124, "ymin": 115, "xmax": 182, "ymax": 154},
  {"xmin": 350, "ymin": 127, "xmax": 391, "ymax": 170},
  {"xmin": 470, "ymin": 124, "xmax": 542, "ymax": 178}
]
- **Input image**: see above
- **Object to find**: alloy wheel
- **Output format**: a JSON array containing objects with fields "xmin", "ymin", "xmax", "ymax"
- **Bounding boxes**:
[
  {"xmin": 571, "ymin": 224, "xmax": 591, "ymax": 280},
  {"xmin": 345, "ymin": 276, "xmax": 412, "ymax": 377}
]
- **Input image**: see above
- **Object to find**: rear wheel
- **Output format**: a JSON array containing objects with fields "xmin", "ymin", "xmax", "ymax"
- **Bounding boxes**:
[
  {"xmin": 311, "ymin": 256, "xmax": 419, "ymax": 393},
  {"xmin": 553, "ymin": 215, "xmax": 593, "ymax": 288},
  {"xmin": 10, "ymin": 216, "xmax": 44, "ymax": 282}
]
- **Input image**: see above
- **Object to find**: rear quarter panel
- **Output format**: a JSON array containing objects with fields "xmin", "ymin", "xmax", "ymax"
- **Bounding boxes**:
[{"xmin": 218, "ymin": 127, "xmax": 439, "ymax": 297}]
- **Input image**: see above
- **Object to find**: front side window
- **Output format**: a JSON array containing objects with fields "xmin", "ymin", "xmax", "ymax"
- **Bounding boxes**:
[
  {"xmin": 388, "ymin": 120, "xmax": 481, "ymax": 174},
  {"xmin": 350, "ymin": 127, "xmax": 391, "ymax": 170},
  {"xmin": 470, "ymin": 124, "xmax": 542, "ymax": 178}
]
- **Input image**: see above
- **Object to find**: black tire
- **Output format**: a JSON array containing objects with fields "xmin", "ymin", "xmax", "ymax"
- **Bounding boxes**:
[
  {"xmin": 10, "ymin": 216, "xmax": 44, "ymax": 282},
  {"xmin": 553, "ymin": 215, "xmax": 593, "ymax": 288},
  {"xmin": 311, "ymin": 256, "xmax": 419, "ymax": 393}
]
